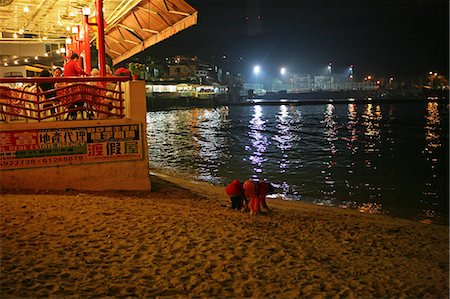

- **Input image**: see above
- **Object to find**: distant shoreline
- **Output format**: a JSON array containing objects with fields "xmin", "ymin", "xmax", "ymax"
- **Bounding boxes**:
[{"xmin": 147, "ymin": 90, "xmax": 448, "ymax": 111}]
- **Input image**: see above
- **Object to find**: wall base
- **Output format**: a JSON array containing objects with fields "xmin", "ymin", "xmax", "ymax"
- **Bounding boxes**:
[{"xmin": 1, "ymin": 160, "xmax": 151, "ymax": 191}]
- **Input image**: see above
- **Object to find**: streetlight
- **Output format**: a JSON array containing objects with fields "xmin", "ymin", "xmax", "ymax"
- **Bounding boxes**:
[
  {"xmin": 327, "ymin": 62, "xmax": 332, "ymax": 89},
  {"xmin": 280, "ymin": 67, "xmax": 286, "ymax": 75},
  {"xmin": 253, "ymin": 65, "xmax": 260, "ymax": 75}
]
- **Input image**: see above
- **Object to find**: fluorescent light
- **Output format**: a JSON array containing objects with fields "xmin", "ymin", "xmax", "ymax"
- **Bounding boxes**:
[{"xmin": 82, "ymin": 7, "xmax": 91, "ymax": 16}]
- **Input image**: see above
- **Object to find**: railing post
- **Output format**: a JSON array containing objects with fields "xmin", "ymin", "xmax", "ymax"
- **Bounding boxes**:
[
  {"xmin": 119, "ymin": 81, "xmax": 123, "ymax": 118},
  {"xmin": 36, "ymin": 85, "xmax": 41, "ymax": 122}
]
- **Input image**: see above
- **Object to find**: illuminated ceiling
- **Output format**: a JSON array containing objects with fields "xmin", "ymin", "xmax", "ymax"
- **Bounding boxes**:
[{"xmin": 0, "ymin": 0, "xmax": 198, "ymax": 65}]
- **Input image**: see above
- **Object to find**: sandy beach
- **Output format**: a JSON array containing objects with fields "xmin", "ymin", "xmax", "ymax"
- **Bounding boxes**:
[{"xmin": 1, "ymin": 173, "xmax": 448, "ymax": 298}]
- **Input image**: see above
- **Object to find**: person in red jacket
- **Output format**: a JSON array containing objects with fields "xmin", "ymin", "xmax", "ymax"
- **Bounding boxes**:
[
  {"xmin": 242, "ymin": 179, "xmax": 275, "ymax": 215},
  {"xmin": 63, "ymin": 53, "xmax": 88, "ymax": 120},
  {"xmin": 225, "ymin": 179, "xmax": 245, "ymax": 210},
  {"xmin": 257, "ymin": 180, "xmax": 273, "ymax": 212},
  {"xmin": 64, "ymin": 53, "xmax": 87, "ymax": 77},
  {"xmin": 243, "ymin": 180, "xmax": 260, "ymax": 215}
]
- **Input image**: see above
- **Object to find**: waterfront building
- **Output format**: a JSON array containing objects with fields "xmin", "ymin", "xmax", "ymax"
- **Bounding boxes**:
[{"xmin": 168, "ymin": 56, "xmax": 217, "ymax": 83}]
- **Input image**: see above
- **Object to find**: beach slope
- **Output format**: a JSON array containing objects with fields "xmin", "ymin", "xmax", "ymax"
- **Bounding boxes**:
[{"xmin": 1, "ymin": 174, "xmax": 448, "ymax": 298}]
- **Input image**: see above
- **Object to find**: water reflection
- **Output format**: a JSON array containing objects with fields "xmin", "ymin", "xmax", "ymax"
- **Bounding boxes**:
[
  {"xmin": 246, "ymin": 105, "xmax": 269, "ymax": 174},
  {"xmin": 362, "ymin": 103, "xmax": 382, "ymax": 153},
  {"xmin": 146, "ymin": 102, "xmax": 448, "ymax": 225},
  {"xmin": 424, "ymin": 101, "xmax": 441, "ymax": 151},
  {"xmin": 419, "ymin": 101, "xmax": 443, "ymax": 223},
  {"xmin": 146, "ymin": 110, "xmax": 201, "ymax": 171},
  {"xmin": 146, "ymin": 108, "xmax": 230, "ymax": 183},
  {"xmin": 194, "ymin": 107, "xmax": 230, "ymax": 183},
  {"xmin": 360, "ymin": 103, "xmax": 383, "ymax": 203},
  {"xmin": 273, "ymin": 105, "xmax": 296, "ymax": 172},
  {"xmin": 320, "ymin": 104, "xmax": 338, "ymax": 201},
  {"xmin": 345, "ymin": 103, "xmax": 359, "ymax": 154},
  {"xmin": 344, "ymin": 103, "xmax": 359, "ymax": 198}
]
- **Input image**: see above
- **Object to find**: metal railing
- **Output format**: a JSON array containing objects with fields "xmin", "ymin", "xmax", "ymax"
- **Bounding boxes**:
[{"xmin": 0, "ymin": 76, "xmax": 129, "ymax": 123}]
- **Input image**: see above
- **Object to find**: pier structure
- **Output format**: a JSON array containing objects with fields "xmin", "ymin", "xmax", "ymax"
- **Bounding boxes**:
[{"xmin": 0, "ymin": 0, "xmax": 198, "ymax": 191}]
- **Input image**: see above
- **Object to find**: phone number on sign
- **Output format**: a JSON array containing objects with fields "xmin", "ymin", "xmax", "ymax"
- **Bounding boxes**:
[{"xmin": 1, "ymin": 155, "xmax": 84, "ymax": 168}]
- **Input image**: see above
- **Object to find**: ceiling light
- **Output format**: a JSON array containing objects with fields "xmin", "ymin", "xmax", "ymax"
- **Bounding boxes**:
[
  {"xmin": 14, "ymin": 60, "xmax": 18, "ymax": 65},
  {"xmin": 34, "ymin": 56, "xmax": 39, "ymax": 60},
  {"xmin": 13, "ymin": 33, "xmax": 18, "ymax": 38},
  {"xmin": 82, "ymin": 7, "xmax": 91, "ymax": 16},
  {"xmin": 23, "ymin": 6, "xmax": 30, "ymax": 13},
  {"xmin": 24, "ymin": 58, "xmax": 29, "ymax": 62},
  {"xmin": 4, "ymin": 62, "xmax": 8, "ymax": 66}
]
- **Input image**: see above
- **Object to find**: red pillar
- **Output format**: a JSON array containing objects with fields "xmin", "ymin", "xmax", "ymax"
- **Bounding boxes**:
[
  {"xmin": 83, "ymin": 18, "xmax": 91, "ymax": 74},
  {"xmin": 96, "ymin": 0, "xmax": 106, "ymax": 77},
  {"xmin": 76, "ymin": 26, "xmax": 82, "ymax": 68}
]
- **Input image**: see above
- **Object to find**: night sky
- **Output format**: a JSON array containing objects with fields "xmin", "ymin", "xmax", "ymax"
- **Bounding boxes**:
[{"xmin": 141, "ymin": 0, "xmax": 449, "ymax": 79}]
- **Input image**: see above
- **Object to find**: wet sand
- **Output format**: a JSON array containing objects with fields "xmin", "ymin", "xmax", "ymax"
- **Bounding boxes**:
[{"xmin": 1, "ymin": 174, "xmax": 448, "ymax": 298}]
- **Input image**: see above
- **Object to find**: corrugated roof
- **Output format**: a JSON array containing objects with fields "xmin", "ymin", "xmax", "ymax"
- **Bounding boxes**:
[
  {"xmin": 0, "ymin": 0, "xmax": 197, "ymax": 65},
  {"xmin": 104, "ymin": 0, "xmax": 197, "ymax": 65}
]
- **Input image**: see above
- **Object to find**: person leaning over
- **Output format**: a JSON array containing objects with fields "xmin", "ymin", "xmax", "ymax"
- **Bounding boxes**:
[
  {"xmin": 225, "ymin": 179, "xmax": 245, "ymax": 211},
  {"xmin": 242, "ymin": 179, "xmax": 275, "ymax": 215},
  {"xmin": 243, "ymin": 179, "xmax": 260, "ymax": 215},
  {"xmin": 257, "ymin": 180, "xmax": 274, "ymax": 212}
]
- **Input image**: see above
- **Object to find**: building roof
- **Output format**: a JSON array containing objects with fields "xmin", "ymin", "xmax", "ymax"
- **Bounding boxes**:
[{"xmin": 0, "ymin": 0, "xmax": 197, "ymax": 65}]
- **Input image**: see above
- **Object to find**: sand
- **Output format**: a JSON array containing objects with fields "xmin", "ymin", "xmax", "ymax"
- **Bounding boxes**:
[{"xmin": 1, "ymin": 173, "xmax": 448, "ymax": 298}]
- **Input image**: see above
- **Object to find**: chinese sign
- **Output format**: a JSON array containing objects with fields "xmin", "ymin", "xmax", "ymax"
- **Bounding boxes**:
[{"xmin": 0, "ymin": 124, "xmax": 143, "ymax": 170}]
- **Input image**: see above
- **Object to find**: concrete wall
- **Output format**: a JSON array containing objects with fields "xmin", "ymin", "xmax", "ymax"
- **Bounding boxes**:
[{"xmin": 0, "ymin": 80, "xmax": 152, "ymax": 191}]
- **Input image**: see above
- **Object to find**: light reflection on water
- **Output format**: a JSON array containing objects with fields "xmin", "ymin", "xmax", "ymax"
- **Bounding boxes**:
[
  {"xmin": 147, "ymin": 101, "xmax": 449, "ymax": 224},
  {"xmin": 246, "ymin": 105, "xmax": 268, "ymax": 174},
  {"xmin": 419, "ymin": 102, "xmax": 444, "ymax": 223}
]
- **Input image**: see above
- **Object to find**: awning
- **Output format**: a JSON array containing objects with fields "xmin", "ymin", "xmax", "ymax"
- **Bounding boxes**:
[
  {"xmin": 0, "ymin": 0, "xmax": 198, "ymax": 65},
  {"xmin": 104, "ymin": 0, "xmax": 198, "ymax": 65}
]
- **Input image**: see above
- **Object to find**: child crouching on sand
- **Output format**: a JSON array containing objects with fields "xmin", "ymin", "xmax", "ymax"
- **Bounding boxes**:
[
  {"xmin": 225, "ymin": 179, "xmax": 246, "ymax": 211},
  {"xmin": 242, "ymin": 179, "xmax": 274, "ymax": 215}
]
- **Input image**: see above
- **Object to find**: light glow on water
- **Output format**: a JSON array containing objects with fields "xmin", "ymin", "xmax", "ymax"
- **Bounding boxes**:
[{"xmin": 147, "ymin": 101, "xmax": 449, "ymax": 224}]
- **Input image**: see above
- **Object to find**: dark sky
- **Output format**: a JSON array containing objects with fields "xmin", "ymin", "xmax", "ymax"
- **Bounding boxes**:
[{"xmin": 141, "ymin": 0, "xmax": 449, "ymax": 79}]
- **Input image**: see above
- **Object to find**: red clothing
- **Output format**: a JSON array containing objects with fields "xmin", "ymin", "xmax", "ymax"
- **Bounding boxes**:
[
  {"xmin": 258, "ymin": 181, "xmax": 270, "ymax": 209},
  {"xmin": 225, "ymin": 179, "xmax": 244, "ymax": 197},
  {"xmin": 64, "ymin": 59, "xmax": 87, "ymax": 77},
  {"xmin": 243, "ymin": 180, "xmax": 260, "ymax": 213}
]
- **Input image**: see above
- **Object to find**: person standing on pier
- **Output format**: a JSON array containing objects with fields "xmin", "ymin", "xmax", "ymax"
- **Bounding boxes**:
[
  {"xmin": 64, "ymin": 53, "xmax": 87, "ymax": 77},
  {"xmin": 63, "ymin": 53, "xmax": 88, "ymax": 120}
]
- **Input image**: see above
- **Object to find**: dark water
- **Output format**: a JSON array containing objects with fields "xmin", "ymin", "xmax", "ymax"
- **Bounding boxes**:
[{"xmin": 146, "ymin": 100, "xmax": 449, "ymax": 225}]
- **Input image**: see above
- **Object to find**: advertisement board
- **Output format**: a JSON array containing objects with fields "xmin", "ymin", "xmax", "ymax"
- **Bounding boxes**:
[{"xmin": 0, "ymin": 124, "xmax": 143, "ymax": 170}]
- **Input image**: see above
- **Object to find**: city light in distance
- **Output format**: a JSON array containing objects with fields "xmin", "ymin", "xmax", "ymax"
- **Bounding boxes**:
[
  {"xmin": 253, "ymin": 65, "xmax": 260, "ymax": 75},
  {"xmin": 280, "ymin": 67, "xmax": 286, "ymax": 75}
]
